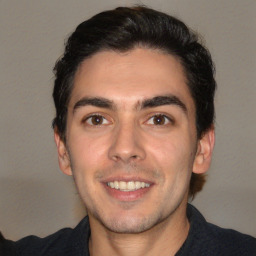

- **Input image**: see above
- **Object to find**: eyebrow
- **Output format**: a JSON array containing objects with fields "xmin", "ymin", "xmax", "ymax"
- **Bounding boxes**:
[
  {"xmin": 73, "ymin": 95, "xmax": 187, "ymax": 113},
  {"xmin": 141, "ymin": 95, "xmax": 187, "ymax": 113},
  {"xmin": 73, "ymin": 97, "xmax": 114, "ymax": 113}
]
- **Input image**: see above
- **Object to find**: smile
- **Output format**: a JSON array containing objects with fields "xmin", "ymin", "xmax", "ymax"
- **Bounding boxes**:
[{"xmin": 107, "ymin": 181, "xmax": 151, "ymax": 191}]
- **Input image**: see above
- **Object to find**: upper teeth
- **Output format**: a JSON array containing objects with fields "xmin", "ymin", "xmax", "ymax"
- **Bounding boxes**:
[{"xmin": 107, "ymin": 181, "xmax": 150, "ymax": 191}]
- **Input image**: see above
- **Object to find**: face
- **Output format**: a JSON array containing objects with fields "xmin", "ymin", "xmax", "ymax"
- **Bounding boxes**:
[{"xmin": 55, "ymin": 48, "xmax": 214, "ymax": 234}]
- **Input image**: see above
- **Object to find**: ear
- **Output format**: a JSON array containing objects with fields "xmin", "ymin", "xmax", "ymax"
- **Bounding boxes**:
[
  {"xmin": 54, "ymin": 129, "xmax": 72, "ymax": 176},
  {"xmin": 193, "ymin": 126, "xmax": 215, "ymax": 174}
]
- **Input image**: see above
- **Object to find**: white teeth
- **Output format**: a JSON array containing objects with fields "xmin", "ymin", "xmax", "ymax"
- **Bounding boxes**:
[
  {"xmin": 127, "ymin": 181, "xmax": 135, "ymax": 190},
  {"xmin": 119, "ymin": 181, "xmax": 126, "ymax": 190},
  {"xmin": 107, "ymin": 181, "xmax": 150, "ymax": 191},
  {"xmin": 135, "ymin": 181, "xmax": 140, "ymax": 189},
  {"xmin": 109, "ymin": 182, "xmax": 115, "ymax": 189},
  {"xmin": 114, "ymin": 181, "xmax": 119, "ymax": 189}
]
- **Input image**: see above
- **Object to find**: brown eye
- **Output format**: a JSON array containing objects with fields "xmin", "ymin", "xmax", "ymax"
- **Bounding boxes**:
[
  {"xmin": 86, "ymin": 115, "xmax": 108, "ymax": 126},
  {"xmin": 147, "ymin": 114, "xmax": 171, "ymax": 125}
]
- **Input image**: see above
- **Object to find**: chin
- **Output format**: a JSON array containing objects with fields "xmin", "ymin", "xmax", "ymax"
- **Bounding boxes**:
[{"xmin": 94, "ymin": 211, "xmax": 165, "ymax": 234}]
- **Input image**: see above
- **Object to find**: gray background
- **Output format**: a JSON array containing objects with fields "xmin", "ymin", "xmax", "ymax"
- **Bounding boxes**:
[{"xmin": 0, "ymin": 0, "xmax": 255, "ymax": 240}]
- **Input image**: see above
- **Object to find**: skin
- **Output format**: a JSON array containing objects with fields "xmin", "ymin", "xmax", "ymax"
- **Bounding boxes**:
[{"xmin": 55, "ymin": 48, "xmax": 215, "ymax": 256}]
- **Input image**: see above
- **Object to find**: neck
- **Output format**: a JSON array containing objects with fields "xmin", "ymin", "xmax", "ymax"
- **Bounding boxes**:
[{"xmin": 89, "ymin": 202, "xmax": 189, "ymax": 256}]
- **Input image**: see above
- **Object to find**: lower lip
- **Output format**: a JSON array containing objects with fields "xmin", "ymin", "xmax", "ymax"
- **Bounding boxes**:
[{"xmin": 103, "ymin": 183, "xmax": 152, "ymax": 201}]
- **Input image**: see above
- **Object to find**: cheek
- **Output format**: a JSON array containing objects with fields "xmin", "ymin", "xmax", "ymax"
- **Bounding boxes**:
[
  {"xmin": 147, "ymin": 133, "xmax": 197, "ymax": 194},
  {"xmin": 148, "ymin": 134, "xmax": 194, "ymax": 167},
  {"xmin": 68, "ymin": 133, "xmax": 110, "ymax": 175},
  {"xmin": 68, "ymin": 136, "xmax": 108, "ymax": 199}
]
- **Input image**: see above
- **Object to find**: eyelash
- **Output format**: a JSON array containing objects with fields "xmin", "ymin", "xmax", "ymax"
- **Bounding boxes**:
[
  {"xmin": 145, "ymin": 114, "xmax": 174, "ymax": 126},
  {"xmin": 82, "ymin": 113, "xmax": 174, "ymax": 127},
  {"xmin": 83, "ymin": 114, "xmax": 111, "ymax": 126}
]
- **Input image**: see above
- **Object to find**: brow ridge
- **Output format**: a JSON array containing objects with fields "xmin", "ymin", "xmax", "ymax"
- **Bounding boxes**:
[
  {"xmin": 141, "ymin": 95, "xmax": 187, "ymax": 113},
  {"xmin": 73, "ymin": 95, "xmax": 187, "ymax": 114},
  {"xmin": 73, "ymin": 97, "xmax": 114, "ymax": 113}
]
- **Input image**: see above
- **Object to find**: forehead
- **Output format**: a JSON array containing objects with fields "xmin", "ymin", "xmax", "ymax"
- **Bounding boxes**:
[{"xmin": 70, "ymin": 48, "xmax": 194, "ymax": 112}]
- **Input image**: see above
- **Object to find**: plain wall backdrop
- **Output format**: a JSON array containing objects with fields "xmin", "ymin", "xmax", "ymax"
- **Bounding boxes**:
[{"xmin": 0, "ymin": 0, "xmax": 255, "ymax": 240}]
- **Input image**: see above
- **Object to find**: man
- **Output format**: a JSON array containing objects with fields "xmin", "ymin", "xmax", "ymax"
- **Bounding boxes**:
[{"xmin": 2, "ymin": 6, "xmax": 256, "ymax": 256}]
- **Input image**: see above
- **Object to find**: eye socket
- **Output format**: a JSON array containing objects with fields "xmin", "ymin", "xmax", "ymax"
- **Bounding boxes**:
[
  {"xmin": 146, "ymin": 114, "xmax": 173, "ymax": 126},
  {"xmin": 84, "ymin": 114, "xmax": 110, "ymax": 126}
]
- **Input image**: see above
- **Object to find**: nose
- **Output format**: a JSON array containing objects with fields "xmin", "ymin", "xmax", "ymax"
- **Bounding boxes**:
[{"xmin": 108, "ymin": 121, "xmax": 146, "ymax": 163}]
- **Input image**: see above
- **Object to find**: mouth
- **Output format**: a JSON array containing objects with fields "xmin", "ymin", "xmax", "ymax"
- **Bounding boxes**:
[
  {"xmin": 103, "ymin": 179, "xmax": 153, "ymax": 201},
  {"xmin": 107, "ymin": 181, "xmax": 151, "ymax": 192}
]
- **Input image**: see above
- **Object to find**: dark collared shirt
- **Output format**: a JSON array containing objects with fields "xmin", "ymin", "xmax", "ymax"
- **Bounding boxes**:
[{"xmin": 2, "ymin": 204, "xmax": 256, "ymax": 255}]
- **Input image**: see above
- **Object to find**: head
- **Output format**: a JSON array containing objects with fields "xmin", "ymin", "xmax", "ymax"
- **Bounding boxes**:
[{"xmin": 53, "ymin": 6, "xmax": 216, "ymax": 200}]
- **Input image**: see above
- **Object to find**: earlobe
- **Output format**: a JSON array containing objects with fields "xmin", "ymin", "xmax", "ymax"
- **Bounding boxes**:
[
  {"xmin": 193, "ymin": 126, "xmax": 215, "ymax": 174},
  {"xmin": 54, "ymin": 129, "xmax": 72, "ymax": 176}
]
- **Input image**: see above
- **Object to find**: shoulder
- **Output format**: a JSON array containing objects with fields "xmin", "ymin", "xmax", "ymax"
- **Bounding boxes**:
[
  {"xmin": 6, "ymin": 216, "xmax": 90, "ymax": 256},
  {"xmin": 184, "ymin": 204, "xmax": 256, "ymax": 256},
  {"xmin": 0, "ymin": 232, "xmax": 16, "ymax": 256},
  {"xmin": 204, "ymin": 222, "xmax": 256, "ymax": 255},
  {"xmin": 16, "ymin": 227, "xmax": 73, "ymax": 255}
]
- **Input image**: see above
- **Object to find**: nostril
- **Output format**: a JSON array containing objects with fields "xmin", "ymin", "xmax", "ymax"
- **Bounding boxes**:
[{"xmin": 108, "ymin": 129, "xmax": 146, "ymax": 162}]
